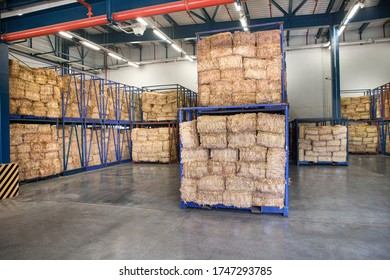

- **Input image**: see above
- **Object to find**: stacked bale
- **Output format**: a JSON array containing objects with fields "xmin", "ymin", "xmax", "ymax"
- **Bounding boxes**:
[
  {"xmin": 298, "ymin": 125, "xmax": 347, "ymax": 163},
  {"xmin": 197, "ymin": 30, "xmax": 282, "ymax": 106},
  {"xmin": 341, "ymin": 96, "xmax": 371, "ymax": 120},
  {"xmin": 9, "ymin": 60, "xmax": 62, "ymax": 118},
  {"xmin": 348, "ymin": 123, "xmax": 378, "ymax": 153},
  {"xmin": 141, "ymin": 91, "xmax": 178, "ymax": 121},
  {"xmin": 58, "ymin": 125, "xmax": 84, "ymax": 171},
  {"xmin": 10, "ymin": 124, "xmax": 61, "ymax": 181},
  {"xmin": 132, "ymin": 127, "xmax": 178, "ymax": 163},
  {"xmin": 376, "ymin": 93, "xmax": 390, "ymax": 119},
  {"xmin": 179, "ymin": 112, "xmax": 287, "ymax": 209}
]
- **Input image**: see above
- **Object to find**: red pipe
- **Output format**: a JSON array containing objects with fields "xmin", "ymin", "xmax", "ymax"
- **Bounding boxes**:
[
  {"xmin": 2, "ymin": 0, "xmax": 238, "ymax": 42},
  {"xmin": 77, "ymin": 0, "xmax": 93, "ymax": 18}
]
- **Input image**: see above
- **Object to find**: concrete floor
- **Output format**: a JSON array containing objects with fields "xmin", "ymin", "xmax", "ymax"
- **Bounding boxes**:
[{"xmin": 0, "ymin": 155, "xmax": 389, "ymax": 260}]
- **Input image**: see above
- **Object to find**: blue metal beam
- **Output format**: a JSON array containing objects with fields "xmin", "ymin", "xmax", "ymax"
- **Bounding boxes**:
[
  {"xmin": 162, "ymin": 14, "xmax": 178, "ymax": 26},
  {"xmin": 243, "ymin": 2, "xmax": 251, "ymax": 20},
  {"xmin": 270, "ymin": 0, "xmax": 288, "ymax": 15},
  {"xmin": 293, "ymin": 0, "xmax": 309, "ymax": 15},
  {"xmin": 211, "ymin": 5, "xmax": 220, "ymax": 21},
  {"xmin": 200, "ymin": 8, "xmax": 213, "ymax": 22},
  {"xmin": 359, "ymin": 22, "xmax": 370, "ymax": 40},
  {"xmin": 288, "ymin": 0, "xmax": 293, "ymax": 14},
  {"xmin": 85, "ymin": 3, "xmax": 390, "ymax": 44},
  {"xmin": 316, "ymin": 28, "xmax": 324, "ymax": 39},
  {"xmin": 1, "ymin": 0, "xmax": 182, "ymax": 33},
  {"xmin": 189, "ymin": 11, "xmax": 207, "ymax": 22},
  {"xmin": 326, "ymin": 0, "xmax": 338, "ymax": 14},
  {"xmin": 330, "ymin": 25, "xmax": 341, "ymax": 120},
  {"xmin": 0, "ymin": 43, "xmax": 10, "ymax": 163}
]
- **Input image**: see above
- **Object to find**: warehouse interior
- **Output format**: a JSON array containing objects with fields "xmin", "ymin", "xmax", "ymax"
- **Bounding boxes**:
[{"xmin": 0, "ymin": 0, "xmax": 389, "ymax": 260}]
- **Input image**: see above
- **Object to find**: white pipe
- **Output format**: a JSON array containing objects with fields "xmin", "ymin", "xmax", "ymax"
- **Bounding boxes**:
[
  {"xmin": 285, "ymin": 38, "xmax": 390, "ymax": 51},
  {"xmin": 1, "ymin": 0, "xmax": 76, "ymax": 19}
]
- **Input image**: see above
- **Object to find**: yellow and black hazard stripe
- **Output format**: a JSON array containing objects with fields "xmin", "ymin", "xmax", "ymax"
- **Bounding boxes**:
[{"xmin": 0, "ymin": 163, "xmax": 19, "ymax": 200}]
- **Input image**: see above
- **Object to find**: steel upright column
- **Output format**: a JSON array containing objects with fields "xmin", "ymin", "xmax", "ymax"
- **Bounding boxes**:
[
  {"xmin": 330, "ymin": 25, "xmax": 341, "ymax": 120},
  {"xmin": 0, "ymin": 43, "xmax": 10, "ymax": 163}
]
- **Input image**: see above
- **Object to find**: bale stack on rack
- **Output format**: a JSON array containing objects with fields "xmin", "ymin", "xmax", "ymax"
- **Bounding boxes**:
[
  {"xmin": 58, "ymin": 126, "xmax": 84, "ymax": 171},
  {"xmin": 197, "ymin": 30, "xmax": 282, "ymax": 106},
  {"xmin": 141, "ymin": 91, "xmax": 178, "ymax": 121},
  {"xmin": 341, "ymin": 96, "xmax": 370, "ymax": 120},
  {"xmin": 179, "ymin": 112, "xmax": 287, "ymax": 209},
  {"xmin": 132, "ymin": 127, "xmax": 178, "ymax": 163},
  {"xmin": 298, "ymin": 125, "xmax": 347, "ymax": 163},
  {"xmin": 9, "ymin": 60, "xmax": 62, "ymax": 118},
  {"xmin": 10, "ymin": 124, "xmax": 62, "ymax": 181},
  {"xmin": 348, "ymin": 123, "xmax": 378, "ymax": 154}
]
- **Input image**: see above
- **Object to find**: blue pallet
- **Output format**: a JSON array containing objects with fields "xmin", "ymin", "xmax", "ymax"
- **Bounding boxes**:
[
  {"xmin": 181, "ymin": 201, "xmax": 288, "ymax": 217},
  {"xmin": 298, "ymin": 161, "xmax": 349, "ymax": 166}
]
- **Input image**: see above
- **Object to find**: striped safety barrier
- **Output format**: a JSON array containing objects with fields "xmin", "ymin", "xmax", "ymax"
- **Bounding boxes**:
[{"xmin": 0, "ymin": 163, "xmax": 19, "ymax": 200}]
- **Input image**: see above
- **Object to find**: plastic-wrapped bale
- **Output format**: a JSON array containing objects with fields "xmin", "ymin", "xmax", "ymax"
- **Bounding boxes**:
[
  {"xmin": 256, "ymin": 30, "xmax": 281, "ymax": 46},
  {"xmin": 266, "ymin": 148, "xmax": 285, "ymax": 179},
  {"xmin": 227, "ymin": 113, "xmax": 257, "ymax": 133},
  {"xmin": 257, "ymin": 132, "xmax": 285, "ymax": 148},
  {"xmin": 180, "ymin": 178, "xmax": 198, "ymax": 203},
  {"xmin": 255, "ymin": 179, "xmax": 285, "ymax": 195},
  {"xmin": 198, "ymin": 70, "xmax": 221, "ymax": 85},
  {"xmin": 200, "ymin": 134, "xmax": 227, "ymax": 149},
  {"xmin": 198, "ymin": 85, "xmax": 210, "ymax": 106},
  {"xmin": 341, "ymin": 96, "xmax": 371, "ymax": 120},
  {"xmin": 252, "ymin": 193, "xmax": 284, "ymax": 208},
  {"xmin": 197, "ymin": 191, "xmax": 223, "ymax": 205},
  {"xmin": 141, "ymin": 91, "xmax": 178, "ymax": 121},
  {"xmin": 348, "ymin": 123, "xmax": 378, "ymax": 153},
  {"xmin": 208, "ymin": 161, "xmax": 236, "ymax": 176},
  {"xmin": 10, "ymin": 124, "xmax": 61, "ymax": 181},
  {"xmin": 198, "ymin": 176, "xmax": 225, "ymax": 192},
  {"xmin": 132, "ymin": 127, "xmax": 178, "ymax": 163},
  {"xmin": 257, "ymin": 112, "xmax": 285, "ymax": 134},
  {"xmin": 233, "ymin": 31, "xmax": 256, "ymax": 57},
  {"xmin": 236, "ymin": 162, "xmax": 266, "ymax": 179},
  {"xmin": 210, "ymin": 148, "xmax": 238, "ymax": 162},
  {"xmin": 228, "ymin": 132, "xmax": 256, "ymax": 148},
  {"xmin": 239, "ymin": 146, "xmax": 267, "ymax": 162},
  {"xmin": 210, "ymin": 32, "xmax": 233, "ymax": 59},
  {"xmin": 180, "ymin": 120, "xmax": 199, "ymax": 149},
  {"xmin": 197, "ymin": 115, "xmax": 227, "ymax": 134},
  {"xmin": 209, "ymin": 80, "xmax": 232, "ymax": 106},
  {"xmin": 222, "ymin": 191, "xmax": 253, "ymax": 208},
  {"xmin": 232, "ymin": 79, "xmax": 256, "ymax": 104},
  {"xmin": 225, "ymin": 176, "xmax": 255, "ymax": 191},
  {"xmin": 256, "ymin": 80, "xmax": 282, "ymax": 103},
  {"xmin": 181, "ymin": 148, "xmax": 209, "ymax": 162},
  {"xmin": 182, "ymin": 162, "xmax": 208, "ymax": 179}
]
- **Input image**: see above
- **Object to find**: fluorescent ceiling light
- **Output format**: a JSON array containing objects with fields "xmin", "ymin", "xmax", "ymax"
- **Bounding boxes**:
[
  {"xmin": 323, "ymin": 41, "xmax": 330, "ymax": 47},
  {"xmin": 153, "ymin": 29, "xmax": 168, "ymax": 41},
  {"xmin": 347, "ymin": 3, "xmax": 361, "ymax": 21},
  {"xmin": 185, "ymin": 55, "xmax": 194, "ymax": 62},
  {"xmin": 81, "ymin": 41, "xmax": 100, "ymax": 51},
  {"xmin": 243, "ymin": 27, "xmax": 249, "ymax": 32},
  {"xmin": 338, "ymin": 25, "xmax": 346, "ymax": 36},
  {"xmin": 108, "ymin": 52, "xmax": 124, "ymax": 61},
  {"xmin": 171, "ymin": 44, "xmax": 182, "ymax": 53},
  {"xmin": 136, "ymin": 17, "xmax": 148, "ymax": 26},
  {"xmin": 234, "ymin": 1, "xmax": 241, "ymax": 12},
  {"xmin": 17, "ymin": 13, "xmax": 23, "ymax": 16},
  {"xmin": 240, "ymin": 17, "xmax": 247, "ymax": 28},
  {"xmin": 128, "ymin": 61, "xmax": 139, "ymax": 68},
  {"xmin": 59, "ymin": 31, "xmax": 73, "ymax": 39}
]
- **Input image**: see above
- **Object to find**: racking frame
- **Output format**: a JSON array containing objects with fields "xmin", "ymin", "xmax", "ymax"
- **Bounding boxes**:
[
  {"xmin": 371, "ymin": 82, "xmax": 390, "ymax": 121},
  {"xmin": 292, "ymin": 117, "xmax": 349, "ymax": 166},
  {"xmin": 178, "ymin": 103, "xmax": 289, "ymax": 217},
  {"xmin": 131, "ymin": 121, "xmax": 179, "ymax": 164},
  {"xmin": 140, "ymin": 84, "xmax": 198, "ymax": 122},
  {"xmin": 347, "ymin": 120, "xmax": 382, "ymax": 155},
  {"xmin": 195, "ymin": 21, "xmax": 287, "ymax": 104},
  {"xmin": 9, "ymin": 65, "xmax": 138, "ymax": 181},
  {"xmin": 379, "ymin": 121, "xmax": 390, "ymax": 156}
]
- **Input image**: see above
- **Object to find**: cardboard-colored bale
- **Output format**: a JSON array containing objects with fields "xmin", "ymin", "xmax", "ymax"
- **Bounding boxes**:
[
  {"xmin": 255, "ymin": 178, "xmax": 285, "ymax": 194},
  {"xmin": 181, "ymin": 148, "xmax": 209, "ymax": 162},
  {"xmin": 257, "ymin": 132, "xmax": 285, "ymax": 148},
  {"xmin": 210, "ymin": 148, "xmax": 238, "ymax": 162},
  {"xmin": 244, "ymin": 68, "xmax": 266, "ymax": 80},
  {"xmin": 198, "ymin": 85, "xmax": 210, "ymax": 106},
  {"xmin": 228, "ymin": 132, "xmax": 256, "ymax": 148},
  {"xmin": 197, "ymin": 191, "xmax": 223, "ymax": 205},
  {"xmin": 256, "ymin": 30, "xmax": 280, "ymax": 45},
  {"xmin": 240, "ymin": 146, "xmax": 267, "ymax": 162},
  {"xmin": 218, "ymin": 55, "xmax": 243, "ymax": 69},
  {"xmin": 266, "ymin": 148, "xmax": 285, "ymax": 179},
  {"xmin": 180, "ymin": 120, "xmax": 199, "ymax": 149},
  {"xmin": 236, "ymin": 162, "xmax": 266, "ymax": 179},
  {"xmin": 225, "ymin": 177, "xmax": 255, "ymax": 191},
  {"xmin": 197, "ymin": 115, "xmax": 227, "ymax": 134},
  {"xmin": 221, "ymin": 68, "xmax": 245, "ymax": 81},
  {"xmin": 198, "ymin": 70, "xmax": 221, "ymax": 85},
  {"xmin": 200, "ymin": 134, "xmax": 227, "ymax": 149},
  {"xmin": 222, "ymin": 191, "xmax": 253, "ymax": 208},
  {"xmin": 198, "ymin": 176, "xmax": 225, "ymax": 191},
  {"xmin": 183, "ymin": 162, "xmax": 208, "ymax": 179},
  {"xmin": 257, "ymin": 112, "xmax": 285, "ymax": 134},
  {"xmin": 227, "ymin": 113, "xmax": 257, "ymax": 133},
  {"xmin": 252, "ymin": 192, "xmax": 284, "ymax": 208}
]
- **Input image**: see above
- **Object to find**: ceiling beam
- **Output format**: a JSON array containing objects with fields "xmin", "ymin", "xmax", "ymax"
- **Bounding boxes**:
[
  {"xmin": 359, "ymin": 22, "xmax": 370, "ymax": 39},
  {"xmin": 316, "ymin": 27, "xmax": 324, "ymax": 39},
  {"xmin": 188, "ymin": 11, "xmax": 207, "ymax": 22},
  {"xmin": 326, "ymin": 0, "xmax": 338, "ymax": 14},
  {"xmin": 243, "ymin": 2, "xmax": 251, "ymax": 20},
  {"xmin": 86, "ymin": 3, "xmax": 390, "ymax": 44},
  {"xmin": 293, "ymin": 0, "xmax": 309, "ymax": 15},
  {"xmin": 270, "ymin": 0, "xmax": 288, "ymax": 15},
  {"xmin": 211, "ymin": 5, "xmax": 220, "ymax": 21},
  {"xmin": 200, "ymin": 8, "xmax": 213, "ymax": 22},
  {"xmin": 162, "ymin": 14, "xmax": 178, "ymax": 26}
]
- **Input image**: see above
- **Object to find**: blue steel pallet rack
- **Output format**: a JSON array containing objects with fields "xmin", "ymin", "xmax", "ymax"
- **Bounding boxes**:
[
  {"xmin": 130, "ymin": 121, "xmax": 179, "ymax": 164},
  {"xmin": 379, "ymin": 121, "xmax": 390, "ymax": 156},
  {"xmin": 9, "ymin": 66, "xmax": 137, "ymax": 182},
  {"xmin": 292, "ymin": 118, "xmax": 349, "ymax": 166},
  {"xmin": 178, "ymin": 104, "xmax": 289, "ymax": 217},
  {"xmin": 370, "ymin": 82, "xmax": 390, "ymax": 120},
  {"xmin": 140, "ymin": 84, "xmax": 198, "ymax": 122}
]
